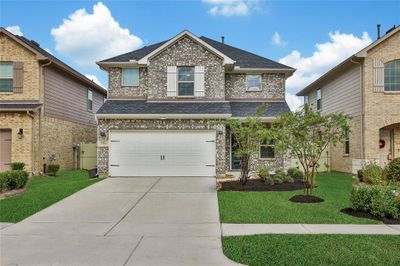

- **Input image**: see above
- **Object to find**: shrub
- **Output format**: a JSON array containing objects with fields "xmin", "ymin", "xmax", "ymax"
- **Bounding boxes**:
[
  {"xmin": 275, "ymin": 169, "xmax": 286, "ymax": 179},
  {"xmin": 287, "ymin": 167, "xmax": 304, "ymax": 180},
  {"xmin": 350, "ymin": 184, "xmax": 400, "ymax": 219},
  {"xmin": 357, "ymin": 169, "xmax": 364, "ymax": 181},
  {"xmin": 361, "ymin": 162, "xmax": 384, "ymax": 185},
  {"xmin": 273, "ymin": 177, "xmax": 283, "ymax": 184},
  {"xmin": 265, "ymin": 177, "xmax": 274, "ymax": 186},
  {"xmin": 258, "ymin": 166, "xmax": 269, "ymax": 181},
  {"xmin": 283, "ymin": 175, "xmax": 294, "ymax": 183},
  {"xmin": 0, "ymin": 170, "xmax": 29, "ymax": 191},
  {"xmin": 385, "ymin": 157, "xmax": 400, "ymax": 182},
  {"xmin": 10, "ymin": 162, "xmax": 25, "ymax": 170},
  {"xmin": 47, "ymin": 164, "xmax": 60, "ymax": 176}
]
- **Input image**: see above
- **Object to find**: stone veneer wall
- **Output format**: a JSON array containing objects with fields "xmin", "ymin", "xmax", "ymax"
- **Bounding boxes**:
[
  {"xmin": 225, "ymin": 127, "xmax": 286, "ymax": 173},
  {"xmin": 146, "ymin": 36, "xmax": 225, "ymax": 100},
  {"xmin": 108, "ymin": 67, "xmax": 148, "ymax": 98},
  {"xmin": 225, "ymin": 73, "xmax": 285, "ymax": 99},
  {"xmin": 97, "ymin": 119, "xmax": 226, "ymax": 176}
]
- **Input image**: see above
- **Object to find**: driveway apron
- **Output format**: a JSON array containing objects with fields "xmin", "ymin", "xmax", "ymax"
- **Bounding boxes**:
[{"xmin": 0, "ymin": 177, "xmax": 238, "ymax": 266}]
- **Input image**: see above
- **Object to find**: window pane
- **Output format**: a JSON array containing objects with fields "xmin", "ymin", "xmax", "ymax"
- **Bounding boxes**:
[
  {"xmin": 384, "ymin": 60, "xmax": 400, "ymax": 91},
  {"xmin": 0, "ymin": 79, "xmax": 13, "ymax": 92},
  {"xmin": 247, "ymin": 75, "xmax": 261, "ymax": 90},
  {"xmin": 317, "ymin": 89, "xmax": 321, "ymax": 99},
  {"xmin": 122, "ymin": 69, "xmax": 139, "ymax": 86},
  {"xmin": 0, "ymin": 63, "xmax": 13, "ymax": 78},
  {"xmin": 178, "ymin": 82, "xmax": 194, "ymax": 96},
  {"xmin": 178, "ymin": 67, "xmax": 194, "ymax": 82},
  {"xmin": 260, "ymin": 146, "xmax": 275, "ymax": 159}
]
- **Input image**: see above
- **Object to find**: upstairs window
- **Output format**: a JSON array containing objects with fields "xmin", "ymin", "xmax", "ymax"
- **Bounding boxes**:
[
  {"xmin": 260, "ymin": 139, "xmax": 275, "ymax": 159},
  {"xmin": 384, "ymin": 60, "xmax": 400, "ymax": 92},
  {"xmin": 316, "ymin": 88, "xmax": 322, "ymax": 110},
  {"xmin": 122, "ymin": 68, "xmax": 139, "ymax": 86},
  {"xmin": 246, "ymin": 75, "xmax": 262, "ymax": 91},
  {"xmin": 177, "ymin": 66, "xmax": 194, "ymax": 96},
  {"xmin": 87, "ymin": 89, "xmax": 93, "ymax": 111},
  {"xmin": 0, "ymin": 62, "xmax": 13, "ymax": 92},
  {"xmin": 304, "ymin": 95, "xmax": 309, "ymax": 105}
]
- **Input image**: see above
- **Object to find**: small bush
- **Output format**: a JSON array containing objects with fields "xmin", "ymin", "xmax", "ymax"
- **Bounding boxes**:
[
  {"xmin": 0, "ymin": 170, "xmax": 29, "ymax": 191},
  {"xmin": 361, "ymin": 163, "xmax": 384, "ymax": 185},
  {"xmin": 265, "ymin": 177, "xmax": 274, "ymax": 186},
  {"xmin": 385, "ymin": 157, "xmax": 400, "ymax": 182},
  {"xmin": 287, "ymin": 167, "xmax": 304, "ymax": 180},
  {"xmin": 350, "ymin": 184, "xmax": 400, "ymax": 219},
  {"xmin": 275, "ymin": 169, "xmax": 286, "ymax": 179},
  {"xmin": 273, "ymin": 177, "xmax": 283, "ymax": 184},
  {"xmin": 10, "ymin": 162, "xmax": 25, "ymax": 170},
  {"xmin": 258, "ymin": 166, "xmax": 269, "ymax": 181},
  {"xmin": 283, "ymin": 175, "xmax": 294, "ymax": 183},
  {"xmin": 47, "ymin": 164, "xmax": 60, "ymax": 176}
]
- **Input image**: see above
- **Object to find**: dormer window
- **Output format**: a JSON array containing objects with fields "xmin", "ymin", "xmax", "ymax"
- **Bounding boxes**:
[
  {"xmin": 122, "ymin": 68, "xmax": 139, "ymax": 86},
  {"xmin": 246, "ymin": 75, "xmax": 262, "ymax": 91},
  {"xmin": 177, "ymin": 66, "xmax": 195, "ymax": 96}
]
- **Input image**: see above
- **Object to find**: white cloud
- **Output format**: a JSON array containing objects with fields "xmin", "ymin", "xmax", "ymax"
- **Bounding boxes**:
[
  {"xmin": 51, "ymin": 2, "xmax": 143, "ymax": 67},
  {"xmin": 286, "ymin": 92, "xmax": 303, "ymax": 111},
  {"xmin": 280, "ymin": 31, "xmax": 372, "ymax": 91},
  {"xmin": 6, "ymin": 25, "xmax": 23, "ymax": 36},
  {"xmin": 203, "ymin": 0, "xmax": 258, "ymax": 16},
  {"xmin": 271, "ymin": 32, "xmax": 287, "ymax": 47},
  {"xmin": 85, "ymin": 74, "xmax": 103, "ymax": 87}
]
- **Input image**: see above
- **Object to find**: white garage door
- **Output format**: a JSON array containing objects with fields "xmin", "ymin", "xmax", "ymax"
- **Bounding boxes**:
[{"xmin": 109, "ymin": 131, "xmax": 216, "ymax": 177}]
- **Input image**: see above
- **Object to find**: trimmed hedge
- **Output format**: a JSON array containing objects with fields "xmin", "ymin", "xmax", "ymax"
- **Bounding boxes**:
[
  {"xmin": 10, "ymin": 162, "xmax": 25, "ymax": 170},
  {"xmin": 0, "ymin": 170, "xmax": 29, "ymax": 192},
  {"xmin": 350, "ymin": 183, "xmax": 400, "ymax": 219}
]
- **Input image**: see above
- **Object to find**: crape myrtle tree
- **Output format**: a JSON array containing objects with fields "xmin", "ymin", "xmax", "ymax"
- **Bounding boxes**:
[
  {"xmin": 269, "ymin": 104, "xmax": 350, "ymax": 195},
  {"xmin": 217, "ymin": 104, "xmax": 267, "ymax": 185}
]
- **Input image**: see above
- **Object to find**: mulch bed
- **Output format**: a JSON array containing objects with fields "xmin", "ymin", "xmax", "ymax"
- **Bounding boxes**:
[
  {"xmin": 289, "ymin": 194, "xmax": 325, "ymax": 203},
  {"xmin": 0, "ymin": 188, "xmax": 26, "ymax": 200},
  {"xmin": 340, "ymin": 208, "xmax": 400, "ymax": 224},
  {"xmin": 219, "ymin": 179, "xmax": 306, "ymax": 192}
]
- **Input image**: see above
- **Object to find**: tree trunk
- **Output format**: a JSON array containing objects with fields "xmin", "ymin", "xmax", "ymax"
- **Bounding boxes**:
[{"xmin": 240, "ymin": 155, "xmax": 250, "ymax": 185}]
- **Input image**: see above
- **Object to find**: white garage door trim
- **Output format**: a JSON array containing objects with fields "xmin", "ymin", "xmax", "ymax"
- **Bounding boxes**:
[{"xmin": 109, "ymin": 130, "xmax": 216, "ymax": 177}]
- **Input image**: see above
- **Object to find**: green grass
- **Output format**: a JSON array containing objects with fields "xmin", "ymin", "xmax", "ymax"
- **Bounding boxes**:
[
  {"xmin": 0, "ymin": 170, "xmax": 103, "ymax": 223},
  {"xmin": 223, "ymin": 234, "xmax": 400, "ymax": 266},
  {"xmin": 218, "ymin": 172, "xmax": 380, "ymax": 224}
]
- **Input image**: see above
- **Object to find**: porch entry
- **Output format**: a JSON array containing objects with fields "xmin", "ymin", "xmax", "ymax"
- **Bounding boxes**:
[
  {"xmin": 0, "ymin": 129, "xmax": 12, "ymax": 171},
  {"xmin": 379, "ymin": 128, "xmax": 394, "ymax": 167}
]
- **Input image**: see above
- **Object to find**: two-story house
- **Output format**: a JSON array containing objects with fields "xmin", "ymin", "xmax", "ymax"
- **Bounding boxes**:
[
  {"xmin": 96, "ymin": 30, "xmax": 295, "ymax": 177},
  {"xmin": 0, "ymin": 28, "xmax": 107, "ymax": 174},
  {"xmin": 297, "ymin": 25, "xmax": 400, "ymax": 173}
]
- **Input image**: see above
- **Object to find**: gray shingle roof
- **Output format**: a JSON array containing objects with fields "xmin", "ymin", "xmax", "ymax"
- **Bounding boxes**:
[
  {"xmin": 97, "ymin": 100, "xmax": 290, "ymax": 117},
  {"xmin": 230, "ymin": 101, "xmax": 290, "ymax": 117},
  {"xmin": 99, "ymin": 35, "xmax": 293, "ymax": 70},
  {"xmin": 0, "ymin": 103, "xmax": 42, "ymax": 110}
]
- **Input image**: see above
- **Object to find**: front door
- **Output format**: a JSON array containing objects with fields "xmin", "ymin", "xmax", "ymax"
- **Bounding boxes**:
[
  {"xmin": 0, "ymin": 129, "xmax": 12, "ymax": 171},
  {"xmin": 379, "ymin": 128, "xmax": 393, "ymax": 167},
  {"xmin": 231, "ymin": 135, "xmax": 241, "ymax": 170}
]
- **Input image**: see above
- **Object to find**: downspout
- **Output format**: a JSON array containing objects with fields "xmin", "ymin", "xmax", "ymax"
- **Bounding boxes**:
[
  {"xmin": 26, "ymin": 110, "xmax": 35, "ymax": 174},
  {"xmin": 350, "ymin": 58, "xmax": 364, "ymax": 160}
]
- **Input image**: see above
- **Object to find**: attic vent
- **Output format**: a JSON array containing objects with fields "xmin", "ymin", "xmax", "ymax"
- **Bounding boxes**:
[{"xmin": 30, "ymin": 40, "xmax": 40, "ymax": 47}]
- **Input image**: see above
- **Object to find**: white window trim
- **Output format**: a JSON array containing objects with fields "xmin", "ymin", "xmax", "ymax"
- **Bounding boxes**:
[
  {"xmin": 259, "ymin": 139, "xmax": 275, "ymax": 160},
  {"xmin": 384, "ymin": 60, "xmax": 400, "ymax": 92},
  {"xmin": 246, "ymin": 74, "xmax": 262, "ymax": 92},
  {"xmin": 87, "ymin": 89, "xmax": 93, "ymax": 112},
  {"xmin": 304, "ymin": 95, "xmax": 309, "ymax": 104},
  {"xmin": 0, "ymin": 62, "xmax": 13, "ymax": 93},
  {"xmin": 316, "ymin": 88, "xmax": 322, "ymax": 110},
  {"xmin": 121, "ymin": 68, "xmax": 139, "ymax": 87},
  {"xmin": 177, "ymin": 66, "xmax": 195, "ymax": 97}
]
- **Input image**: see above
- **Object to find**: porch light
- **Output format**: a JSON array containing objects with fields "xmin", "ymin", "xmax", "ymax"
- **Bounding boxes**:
[
  {"xmin": 100, "ymin": 130, "xmax": 106, "ymax": 138},
  {"xmin": 17, "ymin": 128, "xmax": 24, "ymax": 139}
]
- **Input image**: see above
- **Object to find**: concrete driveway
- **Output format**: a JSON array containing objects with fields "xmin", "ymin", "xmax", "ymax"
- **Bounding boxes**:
[{"xmin": 0, "ymin": 177, "xmax": 238, "ymax": 266}]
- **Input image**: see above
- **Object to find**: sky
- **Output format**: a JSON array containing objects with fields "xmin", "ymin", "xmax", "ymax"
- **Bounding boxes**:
[{"xmin": 1, "ymin": 0, "xmax": 399, "ymax": 110}]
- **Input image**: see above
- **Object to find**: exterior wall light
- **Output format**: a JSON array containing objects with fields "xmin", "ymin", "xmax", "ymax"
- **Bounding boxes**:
[
  {"xmin": 100, "ymin": 130, "xmax": 107, "ymax": 138},
  {"xmin": 17, "ymin": 128, "xmax": 24, "ymax": 139}
]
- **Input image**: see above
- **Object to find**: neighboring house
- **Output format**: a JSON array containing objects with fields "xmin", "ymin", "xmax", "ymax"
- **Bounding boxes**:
[
  {"xmin": 297, "ymin": 25, "xmax": 400, "ymax": 173},
  {"xmin": 96, "ymin": 30, "xmax": 295, "ymax": 177},
  {"xmin": 0, "ymin": 28, "xmax": 107, "ymax": 174}
]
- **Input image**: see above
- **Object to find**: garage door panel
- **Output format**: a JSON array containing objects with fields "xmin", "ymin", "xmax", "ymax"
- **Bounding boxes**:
[{"xmin": 109, "ymin": 131, "xmax": 216, "ymax": 177}]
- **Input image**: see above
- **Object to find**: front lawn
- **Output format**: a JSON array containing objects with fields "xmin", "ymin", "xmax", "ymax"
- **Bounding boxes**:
[
  {"xmin": 218, "ymin": 172, "xmax": 379, "ymax": 224},
  {"xmin": 0, "ymin": 170, "xmax": 103, "ymax": 223},
  {"xmin": 223, "ymin": 234, "xmax": 400, "ymax": 266}
]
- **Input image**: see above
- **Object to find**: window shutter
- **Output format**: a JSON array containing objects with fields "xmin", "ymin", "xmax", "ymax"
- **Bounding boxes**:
[
  {"xmin": 167, "ymin": 66, "xmax": 177, "ymax": 97},
  {"xmin": 373, "ymin": 58, "xmax": 384, "ymax": 92},
  {"xmin": 13, "ymin": 62, "xmax": 24, "ymax": 93},
  {"xmin": 194, "ymin": 66, "xmax": 205, "ymax": 97}
]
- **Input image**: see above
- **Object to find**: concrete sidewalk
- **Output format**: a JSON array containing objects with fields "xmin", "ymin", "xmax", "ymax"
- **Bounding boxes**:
[{"xmin": 222, "ymin": 223, "xmax": 400, "ymax": 236}]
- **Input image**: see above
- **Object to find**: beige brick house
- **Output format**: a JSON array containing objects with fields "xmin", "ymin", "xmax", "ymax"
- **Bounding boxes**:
[
  {"xmin": 297, "ymin": 25, "xmax": 400, "ymax": 173},
  {"xmin": 0, "ymin": 28, "xmax": 107, "ymax": 174},
  {"xmin": 96, "ymin": 30, "xmax": 295, "ymax": 177}
]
